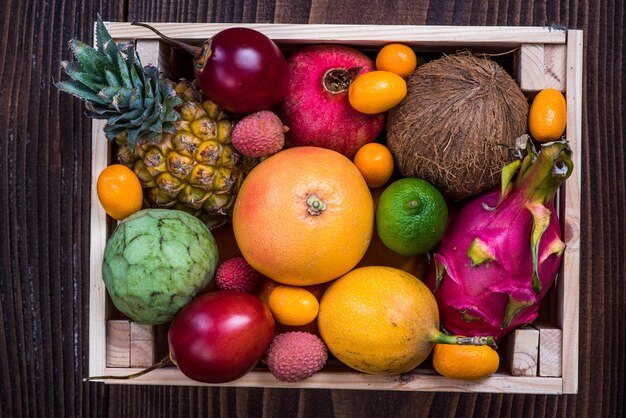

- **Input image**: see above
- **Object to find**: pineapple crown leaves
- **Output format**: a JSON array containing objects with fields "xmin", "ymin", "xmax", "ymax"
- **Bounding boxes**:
[{"xmin": 55, "ymin": 16, "xmax": 182, "ymax": 150}]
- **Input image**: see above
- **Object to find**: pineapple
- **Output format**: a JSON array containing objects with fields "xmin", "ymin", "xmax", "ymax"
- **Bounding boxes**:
[{"xmin": 56, "ymin": 17, "xmax": 257, "ymax": 227}]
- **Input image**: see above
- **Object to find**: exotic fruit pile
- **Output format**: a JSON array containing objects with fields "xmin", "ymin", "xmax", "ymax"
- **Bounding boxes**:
[{"xmin": 59, "ymin": 20, "xmax": 573, "ymax": 384}]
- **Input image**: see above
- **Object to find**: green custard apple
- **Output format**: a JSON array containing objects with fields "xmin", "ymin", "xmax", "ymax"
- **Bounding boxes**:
[{"xmin": 102, "ymin": 209, "xmax": 219, "ymax": 324}]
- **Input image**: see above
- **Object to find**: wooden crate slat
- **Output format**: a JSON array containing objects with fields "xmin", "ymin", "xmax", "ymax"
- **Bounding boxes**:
[
  {"xmin": 89, "ymin": 119, "xmax": 109, "ymax": 378},
  {"xmin": 558, "ymin": 28, "xmax": 583, "ymax": 395},
  {"xmin": 92, "ymin": 368, "xmax": 563, "ymax": 394},
  {"xmin": 104, "ymin": 23, "xmax": 566, "ymax": 47}
]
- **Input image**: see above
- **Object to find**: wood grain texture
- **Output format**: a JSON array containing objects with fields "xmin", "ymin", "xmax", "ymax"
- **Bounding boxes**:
[
  {"xmin": 106, "ymin": 320, "xmax": 131, "ymax": 368},
  {"xmin": 534, "ymin": 323, "xmax": 563, "ymax": 377},
  {"xmin": 516, "ymin": 44, "xmax": 567, "ymax": 91},
  {"xmin": 559, "ymin": 28, "xmax": 584, "ymax": 393},
  {"xmin": 130, "ymin": 323, "xmax": 154, "ymax": 368},
  {"xmin": 0, "ymin": 1, "xmax": 624, "ymax": 418},
  {"xmin": 507, "ymin": 327, "xmax": 539, "ymax": 377}
]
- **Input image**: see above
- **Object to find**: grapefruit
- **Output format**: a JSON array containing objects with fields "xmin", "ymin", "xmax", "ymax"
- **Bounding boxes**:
[{"xmin": 233, "ymin": 146, "xmax": 374, "ymax": 286}]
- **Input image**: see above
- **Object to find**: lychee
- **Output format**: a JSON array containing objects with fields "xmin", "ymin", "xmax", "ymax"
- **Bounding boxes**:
[
  {"xmin": 265, "ymin": 332, "xmax": 328, "ymax": 382},
  {"xmin": 232, "ymin": 111, "xmax": 287, "ymax": 157},
  {"xmin": 214, "ymin": 257, "xmax": 262, "ymax": 293}
]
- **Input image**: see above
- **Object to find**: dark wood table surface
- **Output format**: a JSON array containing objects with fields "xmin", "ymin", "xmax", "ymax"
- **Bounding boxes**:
[{"xmin": 1, "ymin": 0, "xmax": 624, "ymax": 417}]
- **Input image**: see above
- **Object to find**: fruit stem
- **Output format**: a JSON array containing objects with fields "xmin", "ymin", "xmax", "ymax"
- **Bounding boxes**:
[
  {"xmin": 432, "ymin": 332, "xmax": 497, "ymax": 349},
  {"xmin": 306, "ymin": 194, "xmax": 326, "ymax": 216},
  {"xmin": 83, "ymin": 353, "xmax": 174, "ymax": 381},
  {"xmin": 514, "ymin": 139, "xmax": 573, "ymax": 206},
  {"xmin": 131, "ymin": 22, "xmax": 203, "ymax": 57},
  {"xmin": 404, "ymin": 200, "xmax": 422, "ymax": 213},
  {"xmin": 322, "ymin": 67, "xmax": 363, "ymax": 94}
]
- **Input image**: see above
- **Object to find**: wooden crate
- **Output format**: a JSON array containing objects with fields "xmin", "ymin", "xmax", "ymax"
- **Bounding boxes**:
[{"xmin": 89, "ymin": 23, "xmax": 583, "ymax": 394}]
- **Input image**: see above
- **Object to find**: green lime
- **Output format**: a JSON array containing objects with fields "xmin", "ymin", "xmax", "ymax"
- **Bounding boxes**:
[{"xmin": 376, "ymin": 178, "xmax": 448, "ymax": 256}]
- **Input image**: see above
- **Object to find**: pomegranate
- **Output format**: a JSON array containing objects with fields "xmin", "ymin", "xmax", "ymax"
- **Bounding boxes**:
[
  {"xmin": 132, "ymin": 22, "xmax": 289, "ymax": 114},
  {"xmin": 280, "ymin": 45, "xmax": 386, "ymax": 158}
]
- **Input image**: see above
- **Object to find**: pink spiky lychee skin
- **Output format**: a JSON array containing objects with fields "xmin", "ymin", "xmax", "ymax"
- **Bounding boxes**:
[
  {"xmin": 265, "ymin": 332, "xmax": 328, "ymax": 382},
  {"xmin": 215, "ymin": 257, "xmax": 262, "ymax": 293},
  {"xmin": 232, "ymin": 111, "xmax": 286, "ymax": 157},
  {"xmin": 425, "ymin": 189, "xmax": 564, "ymax": 340},
  {"xmin": 279, "ymin": 45, "xmax": 386, "ymax": 158}
]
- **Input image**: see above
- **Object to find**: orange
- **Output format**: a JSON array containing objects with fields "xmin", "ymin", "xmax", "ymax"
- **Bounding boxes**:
[
  {"xmin": 233, "ymin": 146, "xmax": 374, "ymax": 286},
  {"xmin": 96, "ymin": 164, "xmax": 143, "ymax": 220},
  {"xmin": 353, "ymin": 143, "xmax": 395, "ymax": 188},
  {"xmin": 348, "ymin": 71, "xmax": 407, "ymax": 114},
  {"xmin": 528, "ymin": 88, "xmax": 567, "ymax": 142},
  {"xmin": 375, "ymin": 43, "xmax": 418, "ymax": 79},
  {"xmin": 433, "ymin": 343, "xmax": 500, "ymax": 380},
  {"xmin": 268, "ymin": 285, "xmax": 319, "ymax": 326},
  {"xmin": 318, "ymin": 266, "xmax": 441, "ymax": 374},
  {"xmin": 257, "ymin": 277, "xmax": 329, "ymax": 336}
]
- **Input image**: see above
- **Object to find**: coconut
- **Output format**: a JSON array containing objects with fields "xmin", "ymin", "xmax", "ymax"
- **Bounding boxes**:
[{"xmin": 387, "ymin": 52, "xmax": 529, "ymax": 200}]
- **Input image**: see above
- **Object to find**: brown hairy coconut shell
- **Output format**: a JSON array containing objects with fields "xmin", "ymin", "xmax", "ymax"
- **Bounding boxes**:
[{"xmin": 387, "ymin": 52, "xmax": 529, "ymax": 200}]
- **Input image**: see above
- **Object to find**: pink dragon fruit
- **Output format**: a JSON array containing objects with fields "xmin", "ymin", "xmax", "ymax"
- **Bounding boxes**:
[{"xmin": 425, "ymin": 138, "xmax": 573, "ymax": 341}]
